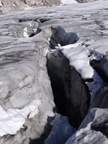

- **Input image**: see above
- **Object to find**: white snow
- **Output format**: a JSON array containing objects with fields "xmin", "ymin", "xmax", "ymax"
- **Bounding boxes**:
[
  {"xmin": 61, "ymin": 0, "xmax": 78, "ymax": 5},
  {"xmin": 60, "ymin": 39, "xmax": 104, "ymax": 98},
  {"xmin": 0, "ymin": 100, "xmax": 41, "ymax": 136},
  {"xmin": 57, "ymin": 38, "xmax": 86, "ymax": 50},
  {"xmin": 23, "ymin": 27, "xmax": 29, "ymax": 38},
  {"xmin": 24, "ymin": 7, "xmax": 33, "ymax": 10},
  {"xmin": 0, "ymin": 1, "xmax": 2, "ymax": 7}
]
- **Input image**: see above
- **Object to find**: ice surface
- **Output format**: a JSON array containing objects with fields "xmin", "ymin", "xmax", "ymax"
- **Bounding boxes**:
[
  {"xmin": 23, "ymin": 27, "xmax": 29, "ymax": 38},
  {"xmin": 0, "ymin": 100, "xmax": 41, "ymax": 136}
]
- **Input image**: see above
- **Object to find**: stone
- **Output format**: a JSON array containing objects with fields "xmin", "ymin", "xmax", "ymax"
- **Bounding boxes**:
[
  {"xmin": 44, "ymin": 114, "xmax": 76, "ymax": 144},
  {"xmin": 25, "ymin": 0, "xmax": 36, "ymax": 5},
  {"xmin": 0, "ymin": 0, "xmax": 61, "ymax": 13}
]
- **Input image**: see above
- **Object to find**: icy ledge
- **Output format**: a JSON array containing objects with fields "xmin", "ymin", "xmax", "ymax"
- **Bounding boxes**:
[
  {"xmin": 0, "ymin": 100, "xmax": 41, "ymax": 136},
  {"xmin": 58, "ymin": 38, "xmax": 105, "ymax": 98}
]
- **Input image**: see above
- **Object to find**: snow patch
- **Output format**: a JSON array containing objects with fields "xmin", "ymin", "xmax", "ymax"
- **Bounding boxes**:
[
  {"xmin": 60, "ymin": 39, "xmax": 104, "ymax": 98},
  {"xmin": 24, "ymin": 7, "xmax": 33, "ymax": 10},
  {"xmin": 61, "ymin": 0, "xmax": 78, "ymax": 5},
  {"xmin": 0, "ymin": 100, "xmax": 41, "ymax": 136},
  {"xmin": 0, "ymin": 1, "xmax": 2, "ymax": 7},
  {"xmin": 23, "ymin": 27, "xmax": 29, "ymax": 38}
]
